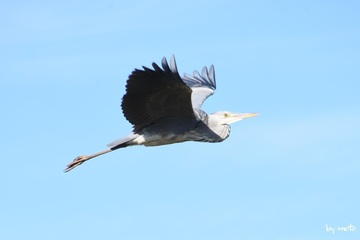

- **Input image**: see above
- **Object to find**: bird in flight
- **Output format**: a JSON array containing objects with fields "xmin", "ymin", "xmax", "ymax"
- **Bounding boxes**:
[{"xmin": 65, "ymin": 56, "xmax": 258, "ymax": 172}]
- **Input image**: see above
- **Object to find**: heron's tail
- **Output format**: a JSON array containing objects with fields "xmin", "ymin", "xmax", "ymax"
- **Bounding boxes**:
[{"xmin": 106, "ymin": 133, "xmax": 139, "ymax": 150}]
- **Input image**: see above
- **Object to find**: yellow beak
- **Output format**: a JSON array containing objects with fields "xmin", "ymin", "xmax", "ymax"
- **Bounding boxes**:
[{"xmin": 242, "ymin": 113, "xmax": 259, "ymax": 119}]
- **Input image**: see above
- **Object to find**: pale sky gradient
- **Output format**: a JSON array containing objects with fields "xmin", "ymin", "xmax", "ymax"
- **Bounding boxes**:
[{"xmin": 1, "ymin": 1, "xmax": 359, "ymax": 239}]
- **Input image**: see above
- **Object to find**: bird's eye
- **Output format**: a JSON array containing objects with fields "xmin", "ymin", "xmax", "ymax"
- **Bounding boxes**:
[{"xmin": 223, "ymin": 113, "xmax": 228, "ymax": 118}]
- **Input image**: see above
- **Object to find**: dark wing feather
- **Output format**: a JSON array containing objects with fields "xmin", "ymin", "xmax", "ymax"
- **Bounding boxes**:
[{"xmin": 121, "ymin": 57, "xmax": 195, "ymax": 132}]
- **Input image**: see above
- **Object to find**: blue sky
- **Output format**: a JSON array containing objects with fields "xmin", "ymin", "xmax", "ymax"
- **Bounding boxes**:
[{"xmin": 1, "ymin": 0, "xmax": 359, "ymax": 239}]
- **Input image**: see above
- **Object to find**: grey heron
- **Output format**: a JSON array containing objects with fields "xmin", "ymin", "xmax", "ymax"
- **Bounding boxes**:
[{"xmin": 65, "ymin": 56, "xmax": 258, "ymax": 172}]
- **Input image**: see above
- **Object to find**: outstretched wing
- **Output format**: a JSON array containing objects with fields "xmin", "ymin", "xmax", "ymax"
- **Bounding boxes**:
[
  {"xmin": 180, "ymin": 60, "xmax": 216, "ymax": 109},
  {"xmin": 121, "ymin": 57, "xmax": 195, "ymax": 132}
]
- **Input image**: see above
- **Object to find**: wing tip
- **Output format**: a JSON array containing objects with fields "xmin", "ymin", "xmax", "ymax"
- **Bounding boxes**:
[
  {"xmin": 160, "ymin": 55, "xmax": 178, "ymax": 71},
  {"xmin": 182, "ymin": 63, "xmax": 216, "ymax": 90}
]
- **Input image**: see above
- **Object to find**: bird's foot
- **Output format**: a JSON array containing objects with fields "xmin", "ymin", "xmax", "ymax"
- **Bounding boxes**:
[{"xmin": 64, "ymin": 155, "xmax": 90, "ymax": 172}]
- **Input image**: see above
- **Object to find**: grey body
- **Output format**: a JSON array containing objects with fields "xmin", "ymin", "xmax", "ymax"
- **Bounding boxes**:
[
  {"xmin": 108, "ymin": 109, "xmax": 230, "ymax": 149},
  {"xmin": 65, "ymin": 56, "xmax": 257, "ymax": 172}
]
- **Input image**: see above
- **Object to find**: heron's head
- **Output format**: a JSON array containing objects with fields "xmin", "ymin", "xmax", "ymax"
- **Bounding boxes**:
[{"xmin": 210, "ymin": 111, "xmax": 259, "ymax": 125}]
